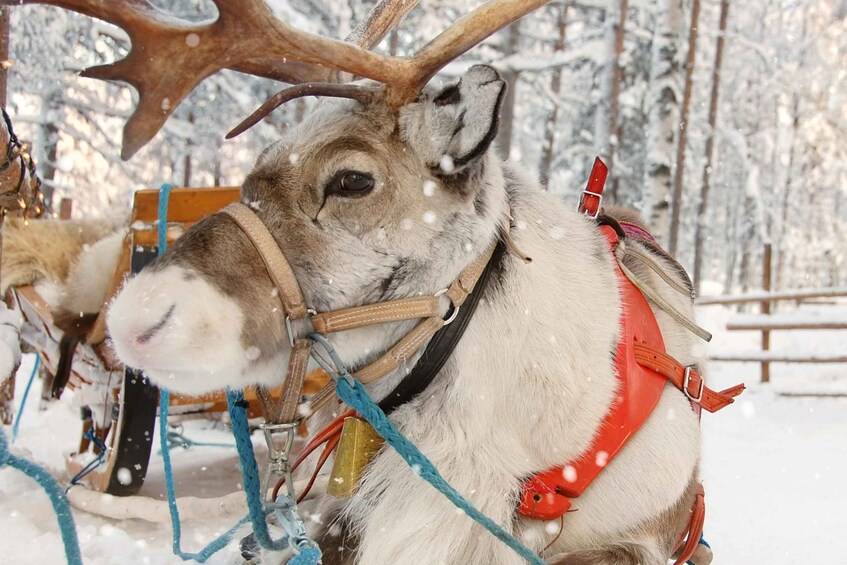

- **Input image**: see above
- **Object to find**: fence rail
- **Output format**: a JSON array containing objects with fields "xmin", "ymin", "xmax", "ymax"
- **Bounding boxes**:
[{"xmin": 702, "ymin": 244, "xmax": 846, "ymax": 383}]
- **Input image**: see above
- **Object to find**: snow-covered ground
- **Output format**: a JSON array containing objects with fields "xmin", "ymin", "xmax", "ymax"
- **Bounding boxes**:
[{"xmin": 2, "ymin": 303, "xmax": 846, "ymax": 564}]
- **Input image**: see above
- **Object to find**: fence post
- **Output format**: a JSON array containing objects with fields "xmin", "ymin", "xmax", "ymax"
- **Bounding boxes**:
[
  {"xmin": 761, "ymin": 243, "xmax": 772, "ymax": 383},
  {"xmin": 59, "ymin": 198, "xmax": 73, "ymax": 220}
]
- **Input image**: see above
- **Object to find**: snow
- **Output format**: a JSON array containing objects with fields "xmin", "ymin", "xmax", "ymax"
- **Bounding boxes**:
[{"xmin": 2, "ymin": 304, "xmax": 846, "ymax": 563}]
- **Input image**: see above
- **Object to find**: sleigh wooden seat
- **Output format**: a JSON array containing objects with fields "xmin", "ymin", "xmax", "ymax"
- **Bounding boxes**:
[{"xmin": 10, "ymin": 186, "xmax": 328, "ymax": 495}]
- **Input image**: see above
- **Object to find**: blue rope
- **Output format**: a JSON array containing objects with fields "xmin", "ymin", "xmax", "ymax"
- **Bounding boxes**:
[
  {"xmin": 157, "ymin": 429, "xmax": 235, "ymax": 453},
  {"xmin": 11, "ymin": 353, "xmax": 40, "ymax": 442},
  {"xmin": 224, "ymin": 389, "xmax": 321, "ymax": 563},
  {"xmin": 686, "ymin": 533, "xmax": 710, "ymax": 565},
  {"xmin": 159, "ymin": 389, "xmax": 251, "ymax": 562},
  {"xmin": 155, "ymin": 183, "xmax": 263, "ymax": 562},
  {"xmin": 0, "ymin": 425, "xmax": 83, "ymax": 564},
  {"xmin": 333, "ymin": 375, "xmax": 544, "ymax": 565},
  {"xmin": 224, "ymin": 389, "xmax": 290, "ymax": 552},
  {"xmin": 157, "ymin": 183, "xmax": 172, "ymax": 258},
  {"xmin": 309, "ymin": 333, "xmax": 543, "ymax": 565},
  {"xmin": 65, "ymin": 429, "xmax": 107, "ymax": 493}
]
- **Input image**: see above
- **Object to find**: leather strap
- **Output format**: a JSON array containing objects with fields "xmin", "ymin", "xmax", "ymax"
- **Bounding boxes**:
[
  {"xmin": 311, "ymin": 296, "xmax": 440, "ymax": 334},
  {"xmin": 446, "ymin": 242, "xmax": 497, "ymax": 307},
  {"xmin": 222, "ymin": 201, "xmax": 499, "ymax": 422},
  {"xmin": 354, "ymin": 242, "xmax": 497, "ymax": 385},
  {"xmin": 222, "ymin": 203, "xmax": 309, "ymax": 320},
  {"xmin": 633, "ymin": 342, "xmax": 745, "ymax": 413},
  {"xmin": 379, "ymin": 242, "xmax": 503, "ymax": 415},
  {"xmin": 254, "ymin": 338, "xmax": 312, "ymax": 425},
  {"xmin": 673, "ymin": 483, "xmax": 706, "ymax": 565},
  {"xmin": 353, "ymin": 316, "xmax": 444, "ymax": 384},
  {"xmin": 278, "ymin": 339, "xmax": 312, "ymax": 422}
]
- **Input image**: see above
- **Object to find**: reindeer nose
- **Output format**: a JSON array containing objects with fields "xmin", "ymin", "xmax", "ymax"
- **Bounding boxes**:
[{"xmin": 136, "ymin": 303, "xmax": 176, "ymax": 345}]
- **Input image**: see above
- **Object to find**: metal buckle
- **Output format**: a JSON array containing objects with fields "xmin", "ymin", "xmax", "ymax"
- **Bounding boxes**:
[
  {"xmin": 683, "ymin": 366, "xmax": 704, "ymax": 403},
  {"xmin": 577, "ymin": 190, "xmax": 603, "ymax": 219},
  {"xmin": 434, "ymin": 288, "xmax": 460, "ymax": 325},
  {"xmin": 259, "ymin": 421, "xmax": 298, "ymax": 501},
  {"xmin": 284, "ymin": 308, "xmax": 317, "ymax": 346}
]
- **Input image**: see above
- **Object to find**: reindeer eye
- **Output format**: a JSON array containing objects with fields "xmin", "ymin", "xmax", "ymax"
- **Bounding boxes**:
[{"xmin": 327, "ymin": 170, "xmax": 375, "ymax": 197}]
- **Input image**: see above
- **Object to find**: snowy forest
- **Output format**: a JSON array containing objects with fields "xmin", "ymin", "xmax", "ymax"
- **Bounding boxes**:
[{"xmin": 8, "ymin": 0, "xmax": 846, "ymax": 296}]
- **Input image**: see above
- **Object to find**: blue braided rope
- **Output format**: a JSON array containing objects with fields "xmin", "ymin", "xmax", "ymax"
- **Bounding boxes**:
[
  {"xmin": 156, "ymin": 183, "xmax": 260, "ymax": 562},
  {"xmin": 332, "ymin": 375, "xmax": 544, "ymax": 565},
  {"xmin": 66, "ymin": 429, "xmax": 107, "ymax": 493},
  {"xmin": 157, "ymin": 183, "xmax": 172, "ymax": 258},
  {"xmin": 159, "ymin": 389, "xmax": 251, "ymax": 562},
  {"xmin": 224, "ymin": 388, "xmax": 289, "ymax": 552},
  {"xmin": 0, "ymin": 425, "xmax": 83, "ymax": 565},
  {"xmin": 290, "ymin": 546, "xmax": 322, "ymax": 564},
  {"xmin": 11, "ymin": 353, "xmax": 40, "ymax": 442}
]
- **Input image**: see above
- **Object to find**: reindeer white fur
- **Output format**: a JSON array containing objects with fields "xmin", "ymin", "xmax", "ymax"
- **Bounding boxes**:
[{"xmin": 107, "ymin": 66, "xmax": 706, "ymax": 564}]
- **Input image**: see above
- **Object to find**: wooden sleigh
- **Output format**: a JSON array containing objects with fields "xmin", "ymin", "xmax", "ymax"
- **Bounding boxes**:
[{"xmin": 10, "ymin": 187, "xmax": 328, "ymax": 495}]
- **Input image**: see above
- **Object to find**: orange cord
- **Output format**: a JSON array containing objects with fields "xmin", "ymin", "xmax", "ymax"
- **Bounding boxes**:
[
  {"xmin": 271, "ymin": 408, "xmax": 354, "ymax": 501},
  {"xmin": 541, "ymin": 515, "xmax": 565, "ymax": 554}
]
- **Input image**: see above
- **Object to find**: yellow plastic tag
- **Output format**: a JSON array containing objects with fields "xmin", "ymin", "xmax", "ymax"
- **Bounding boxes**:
[{"xmin": 327, "ymin": 417, "xmax": 384, "ymax": 498}]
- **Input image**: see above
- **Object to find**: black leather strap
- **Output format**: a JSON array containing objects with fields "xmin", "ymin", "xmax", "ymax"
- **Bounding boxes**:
[{"xmin": 378, "ymin": 242, "xmax": 504, "ymax": 415}]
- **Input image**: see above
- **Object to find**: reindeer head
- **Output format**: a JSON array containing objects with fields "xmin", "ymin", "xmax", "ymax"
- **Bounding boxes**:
[
  {"xmin": 106, "ymin": 66, "xmax": 509, "ymax": 395},
  {"xmin": 24, "ymin": 0, "xmax": 546, "ymax": 394}
]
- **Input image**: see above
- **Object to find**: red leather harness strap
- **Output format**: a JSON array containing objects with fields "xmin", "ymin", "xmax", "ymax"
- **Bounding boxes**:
[
  {"xmin": 518, "ymin": 214, "xmax": 744, "ymax": 525},
  {"xmin": 633, "ymin": 344, "xmax": 745, "ymax": 414},
  {"xmin": 518, "ymin": 225, "xmax": 668, "ymax": 520},
  {"xmin": 673, "ymin": 483, "xmax": 706, "ymax": 565}
]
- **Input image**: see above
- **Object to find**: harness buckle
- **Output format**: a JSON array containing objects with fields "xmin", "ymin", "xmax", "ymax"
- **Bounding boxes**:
[
  {"xmin": 285, "ymin": 308, "xmax": 317, "ymax": 347},
  {"xmin": 577, "ymin": 190, "xmax": 603, "ymax": 219},
  {"xmin": 683, "ymin": 366, "xmax": 704, "ymax": 403},
  {"xmin": 259, "ymin": 422, "xmax": 299, "ymax": 501}
]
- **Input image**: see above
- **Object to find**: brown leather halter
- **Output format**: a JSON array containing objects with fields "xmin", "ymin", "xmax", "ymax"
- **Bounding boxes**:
[{"xmin": 220, "ymin": 202, "xmax": 498, "ymax": 427}]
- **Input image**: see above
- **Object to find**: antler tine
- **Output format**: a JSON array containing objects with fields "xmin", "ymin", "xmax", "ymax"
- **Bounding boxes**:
[
  {"xmin": 387, "ymin": 0, "xmax": 551, "ymax": 106},
  {"xmin": 348, "ymin": 0, "xmax": 420, "ymax": 51},
  {"xmin": 6, "ymin": 0, "xmax": 418, "ymax": 158},
  {"xmin": 226, "ymin": 84, "xmax": 381, "ymax": 139},
  {"xmin": 9, "ymin": 0, "xmax": 547, "ymax": 156}
]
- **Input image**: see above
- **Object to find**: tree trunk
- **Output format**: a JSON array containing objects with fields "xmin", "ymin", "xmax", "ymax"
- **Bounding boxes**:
[
  {"xmin": 606, "ymin": 0, "xmax": 628, "ymax": 202},
  {"xmin": 538, "ymin": 3, "xmax": 568, "ymax": 189},
  {"xmin": 643, "ymin": 0, "xmax": 682, "ymax": 245},
  {"xmin": 668, "ymin": 0, "xmax": 701, "ymax": 256},
  {"xmin": 0, "ymin": 7, "xmax": 8, "ymax": 109},
  {"xmin": 692, "ymin": 0, "xmax": 729, "ymax": 292},
  {"xmin": 496, "ymin": 21, "xmax": 521, "ymax": 159},
  {"xmin": 35, "ymin": 90, "xmax": 60, "ymax": 212}
]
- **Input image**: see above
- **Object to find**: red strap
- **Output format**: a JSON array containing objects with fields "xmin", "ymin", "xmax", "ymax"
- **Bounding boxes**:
[
  {"xmin": 271, "ymin": 408, "xmax": 354, "ymax": 501},
  {"xmin": 578, "ymin": 157, "xmax": 608, "ymax": 218},
  {"xmin": 632, "ymin": 343, "xmax": 745, "ymax": 413},
  {"xmin": 673, "ymin": 483, "xmax": 706, "ymax": 565}
]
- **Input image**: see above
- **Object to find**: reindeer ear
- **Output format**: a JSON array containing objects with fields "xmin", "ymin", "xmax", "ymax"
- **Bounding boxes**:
[{"xmin": 399, "ymin": 64, "xmax": 506, "ymax": 175}]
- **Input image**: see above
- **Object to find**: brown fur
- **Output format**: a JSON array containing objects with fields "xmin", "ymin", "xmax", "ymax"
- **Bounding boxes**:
[
  {"xmin": 1, "ymin": 217, "xmax": 121, "ymax": 294},
  {"xmin": 315, "ymin": 517, "xmax": 359, "ymax": 565},
  {"xmin": 547, "ymin": 473, "xmax": 700, "ymax": 565}
]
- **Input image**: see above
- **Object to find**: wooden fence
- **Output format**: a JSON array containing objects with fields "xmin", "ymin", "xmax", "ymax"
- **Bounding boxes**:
[{"xmin": 696, "ymin": 244, "xmax": 847, "ymax": 383}]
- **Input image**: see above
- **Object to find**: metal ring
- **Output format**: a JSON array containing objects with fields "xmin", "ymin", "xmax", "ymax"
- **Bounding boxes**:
[{"xmin": 434, "ymin": 288, "xmax": 459, "ymax": 325}]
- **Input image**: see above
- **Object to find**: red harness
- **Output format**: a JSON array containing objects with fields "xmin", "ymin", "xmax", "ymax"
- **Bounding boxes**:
[
  {"xmin": 294, "ymin": 158, "xmax": 743, "ymax": 563},
  {"xmin": 517, "ymin": 158, "xmax": 744, "ymax": 564},
  {"xmin": 517, "ymin": 222, "xmax": 669, "ymax": 521}
]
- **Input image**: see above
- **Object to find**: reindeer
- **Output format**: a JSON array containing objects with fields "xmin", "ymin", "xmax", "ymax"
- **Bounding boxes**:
[{"xmin": 12, "ymin": 1, "xmax": 732, "ymax": 563}]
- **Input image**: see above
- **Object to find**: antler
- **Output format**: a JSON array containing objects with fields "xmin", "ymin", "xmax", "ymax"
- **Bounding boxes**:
[{"xmin": 7, "ymin": 0, "xmax": 549, "ymax": 158}]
